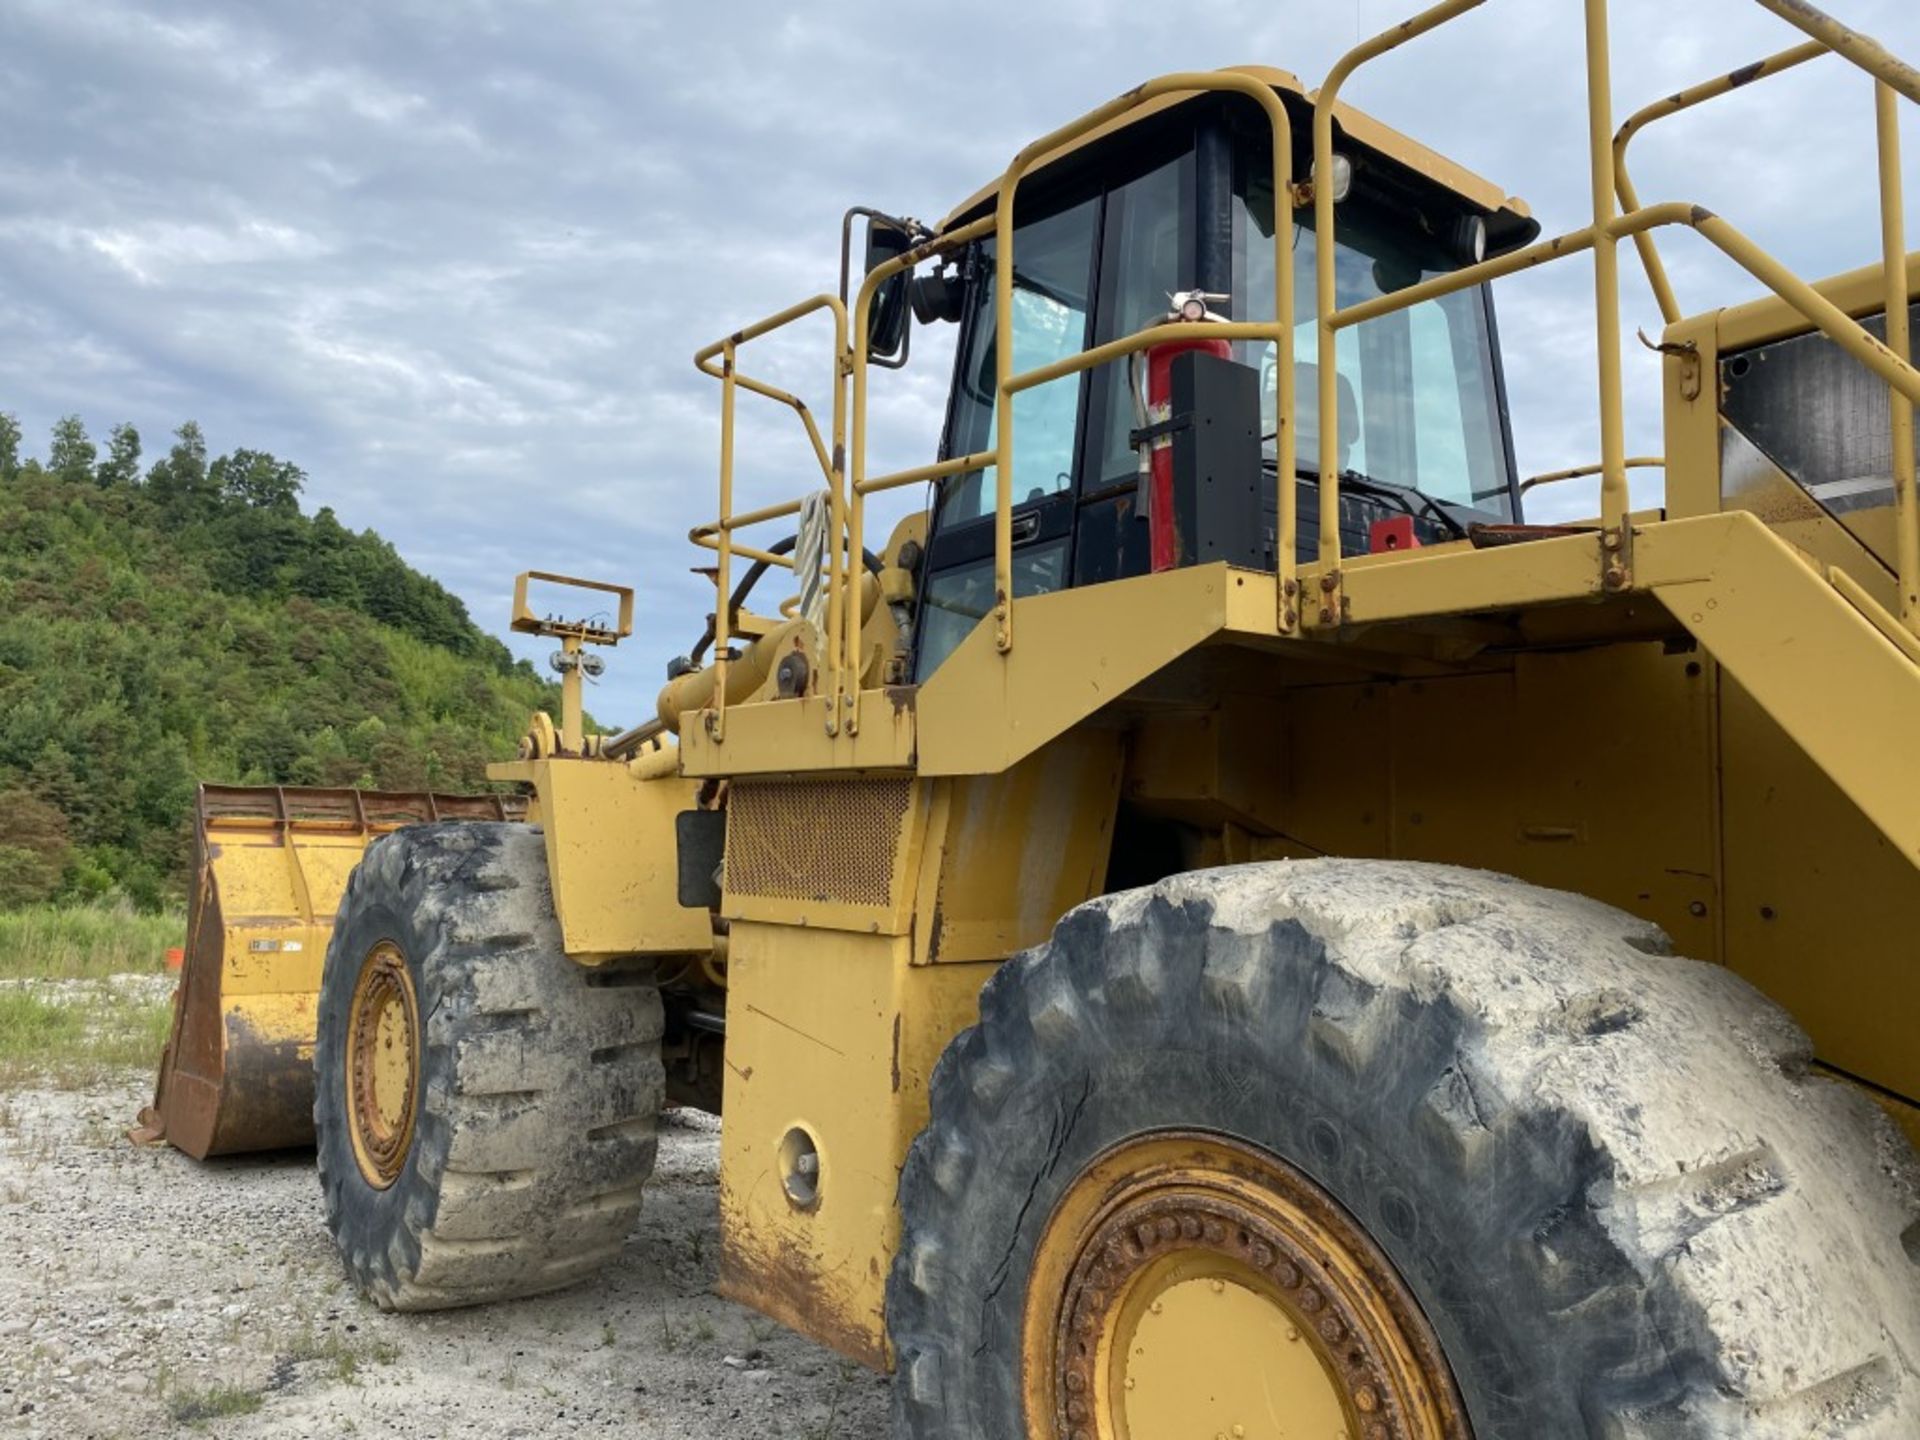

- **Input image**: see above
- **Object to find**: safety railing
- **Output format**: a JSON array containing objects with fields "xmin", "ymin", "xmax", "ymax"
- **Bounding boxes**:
[
  {"xmin": 692, "ymin": 0, "xmax": 1920, "ymax": 742},
  {"xmin": 691, "ymin": 296, "xmax": 848, "ymax": 740},
  {"xmin": 1521, "ymin": 457, "xmax": 1665, "ymax": 497},
  {"xmin": 1611, "ymin": 5, "xmax": 1918, "ymax": 623},
  {"xmin": 1313, "ymin": 0, "xmax": 1918, "ymax": 606},
  {"xmin": 698, "ymin": 73, "xmax": 1302, "ymax": 738}
]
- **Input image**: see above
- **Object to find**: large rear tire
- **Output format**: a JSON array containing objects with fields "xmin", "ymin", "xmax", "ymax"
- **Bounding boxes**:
[
  {"xmin": 314, "ymin": 822, "xmax": 664, "ymax": 1311},
  {"xmin": 889, "ymin": 860, "xmax": 1920, "ymax": 1439}
]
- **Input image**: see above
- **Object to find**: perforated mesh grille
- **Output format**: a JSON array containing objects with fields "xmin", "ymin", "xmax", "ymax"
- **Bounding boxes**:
[{"xmin": 726, "ymin": 776, "xmax": 913, "ymax": 907}]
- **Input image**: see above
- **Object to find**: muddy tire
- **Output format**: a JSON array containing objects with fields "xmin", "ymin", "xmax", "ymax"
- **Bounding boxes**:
[
  {"xmin": 314, "ymin": 822, "xmax": 664, "ymax": 1311},
  {"xmin": 888, "ymin": 860, "xmax": 1920, "ymax": 1439}
]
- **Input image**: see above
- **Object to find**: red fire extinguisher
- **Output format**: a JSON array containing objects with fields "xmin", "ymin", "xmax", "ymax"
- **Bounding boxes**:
[{"xmin": 1135, "ymin": 291, "xmax": 1232, "ymax": 573}]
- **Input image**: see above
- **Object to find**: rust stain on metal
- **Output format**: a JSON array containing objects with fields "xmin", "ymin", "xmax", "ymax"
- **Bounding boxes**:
[
  {"xmin": 717, "ymin": 1234, "xmax": 887, "ymax": 1372},
  {"xmin": 924, "ymin": 899, "xmax": 945, "ymax": 963},
  {"xmin": 1468, "ymin": 522, "xmax": 1601, "ymax": 548},
  {"xmin": 884, "ymin": 685, "xmax": 916, "ymax": 718},
  {"xmin": 890, "ymin": 1012, "xmax": 902, "ymax": 1093},
  {"xmin": 1728, "ymin": 60, "xmax": 1767, "ymax": 87}
]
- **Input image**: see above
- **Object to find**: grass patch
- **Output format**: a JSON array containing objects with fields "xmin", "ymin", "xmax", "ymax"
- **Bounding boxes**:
[
  {"xmin": 0, "ymin": 905, "xmax": 182, "ymax": 981},
  {"xmin": 0, "ymin": 985, "xmax": 174, "ymax": 1085},
  {"xmin": 281, "ymin": 1322, "xmax": 401, "ymax": 1385},
  {"xmin": 0, "ymin": 904, "xmax": 181, "ymax": 1084},
  {"xmin": 0, "ymin": 988, "xmax": 84, "ymax": 1059},
  {"xmin": 165, "ymin": 1382, "xmax": 265, "ymax": 1425}
]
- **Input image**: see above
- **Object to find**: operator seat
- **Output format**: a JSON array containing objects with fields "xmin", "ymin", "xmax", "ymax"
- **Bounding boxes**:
[{"xmin": 1284, "ymin": 360, "xmax": 1361, "ymax": 476}]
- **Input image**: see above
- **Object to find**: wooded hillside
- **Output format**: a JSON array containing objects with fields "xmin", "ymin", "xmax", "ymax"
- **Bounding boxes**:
[{"xmin": 0, "ymin": 412, "xmax": 565, "ymax": 910}]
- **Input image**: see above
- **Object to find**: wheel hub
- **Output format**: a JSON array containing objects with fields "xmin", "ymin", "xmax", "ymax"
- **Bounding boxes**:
[
  {"xmin": 1024, "ymin": 1132, "xmax": 1468, "ymax": 1440},
  {"xmin": 345, "ymin": 940, "xmax": 420, "ymax": 1189}
]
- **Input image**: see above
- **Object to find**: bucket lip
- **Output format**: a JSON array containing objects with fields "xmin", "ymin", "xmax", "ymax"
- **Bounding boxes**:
[{"xmin": 197, "ymin": 782, "xmax": 527, "ymax": 840}]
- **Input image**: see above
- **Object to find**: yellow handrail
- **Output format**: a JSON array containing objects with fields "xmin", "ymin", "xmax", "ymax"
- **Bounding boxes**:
[
  {"xmin": 1614, "ymin": 41, "xmax": 1827, "ymax": 325},
  {"xmin": 982, "ymin": 72, "xmax": 1299, "ymax": 656},
  {"xmin": 1521, "ymin": 457, "xmax": 1665, "ymax": 497},
  {"xmin": 1327, "ymin": 200, "xmax": 1920, "ymax": 404},
  {"xmin": 689, "ymin": 0, "xmax": 1920, "ymax": 736},
  {"xmin": 1749, "ymin": 0, "xmax": 1920, "ymax": 102},
  {"xmin": 1313, "ymin": 0, "xmax": 1485, "ymax": 615},
  {"xmin": 690, "ymin": 295, "xmax": 848, "ymax": 739},
  {"xmin": 1305, "ymin": 0, "xmax": 1916, "ymax": 600},
  {"xmin": 847, "ymin": 218, "xmax": 996, "ymax": 731},
  {"xmin": 1878, "ymin": 82, "xmax": 1917, "ymax": 625}
]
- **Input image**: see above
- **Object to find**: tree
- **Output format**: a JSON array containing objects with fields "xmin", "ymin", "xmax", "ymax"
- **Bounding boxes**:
[
  {"xmin": 97, "ymin": 422, "xmax": 142, "ymax": 487},
  {"xmin": 0, "ymin": 787, "xmax": 72, "ymax": 907},
  {"xmin": 0, "ymin": 412, "xmax": 20, "ymax": 482},
  {"xmin": 48, "ymin": 414, "xmax": 96, "ymax": 485},
  {"xmin": 0, "ymin": 409, "xmax": 576, "ymax": 909},
  {"xmin": 211, "ymin": 447, "xmax": 305, "ymax": 510},
  {"xmin": 146, "ymin": 420, "xmax": 213, "ymax": 512}
]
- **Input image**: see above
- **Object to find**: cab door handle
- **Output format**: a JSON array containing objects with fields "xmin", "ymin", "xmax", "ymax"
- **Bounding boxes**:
[{"xmin": 1010, "ymin": 511, "xmax": 1042, "ymax": 546}]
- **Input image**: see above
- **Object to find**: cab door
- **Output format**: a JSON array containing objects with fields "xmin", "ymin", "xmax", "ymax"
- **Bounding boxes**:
[
  {"xmin": 915, "ymin": 133, "xmax": 1197, "ymax": 679},
  {"xmin": 915, "ymin": 194, "xmax": 1100, "ymax": 679}
]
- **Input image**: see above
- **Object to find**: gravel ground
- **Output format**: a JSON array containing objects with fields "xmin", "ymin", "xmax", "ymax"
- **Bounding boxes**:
[{"xmin": 0, "ymin": 1068, "xmax": 891, "ymax": 1438}]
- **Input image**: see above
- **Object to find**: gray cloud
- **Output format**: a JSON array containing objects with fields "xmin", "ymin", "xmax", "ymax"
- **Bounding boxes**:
[{"xmin": 2, "ymin": 0, "xmax": 1913, "ymax": 723}]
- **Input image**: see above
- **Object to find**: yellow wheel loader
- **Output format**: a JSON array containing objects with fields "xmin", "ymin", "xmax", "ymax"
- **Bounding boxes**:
[{"xmin": 158, "ymin": 3, "xmax": 1920, "ymax": 1434}]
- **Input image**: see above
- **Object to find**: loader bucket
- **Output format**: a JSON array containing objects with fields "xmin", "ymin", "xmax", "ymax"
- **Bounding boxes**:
[{"xmin": 131, "ymin": 784, "xmax": 525, "ymax": 1159}]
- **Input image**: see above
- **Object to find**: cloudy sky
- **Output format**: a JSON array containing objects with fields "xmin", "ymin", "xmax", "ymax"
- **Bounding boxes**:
[{"xmin": 2, "ymin": 0, "xmax": 1914, "ymax": 724}]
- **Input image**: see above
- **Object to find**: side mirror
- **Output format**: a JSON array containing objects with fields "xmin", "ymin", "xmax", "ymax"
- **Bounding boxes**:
[{"xmin": 865, "ymin": 223, "xmax": 913, "ymax": 361}]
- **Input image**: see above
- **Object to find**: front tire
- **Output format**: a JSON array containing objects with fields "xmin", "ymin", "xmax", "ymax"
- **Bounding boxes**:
[
  {"xmin": 888, "ymin": 860, "xmax": 1920, "ymax": 1439},
  {"xmin": 314, "ymin": 822, "xmax": 665, "ymax": 1311}
]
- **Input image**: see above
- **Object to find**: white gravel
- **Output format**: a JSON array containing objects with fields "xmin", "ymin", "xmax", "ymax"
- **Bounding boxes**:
[{"xmin": 0, "ymin": 1073, "xmax": 891, "ymax": 1438}]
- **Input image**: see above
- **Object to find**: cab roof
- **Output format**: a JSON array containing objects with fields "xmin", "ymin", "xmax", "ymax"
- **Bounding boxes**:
[{"xmin": 938, "ymin": 65, "xmax": 1533, "ymax": 241}]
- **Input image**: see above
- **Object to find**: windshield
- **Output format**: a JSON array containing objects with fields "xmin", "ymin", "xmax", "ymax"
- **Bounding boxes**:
[{"xmin": 1235, "ymin": 176, "xmax": 1514, "ymax": 516}]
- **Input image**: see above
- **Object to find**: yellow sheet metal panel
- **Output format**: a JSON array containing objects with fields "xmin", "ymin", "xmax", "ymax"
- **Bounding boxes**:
[
  {"xmin": 677, "ymin": 690, "xmax": 916, "ymax": 779},
  {"xmin": 1338, "ymin": 531, "xmax": 1605, "ymax": 624},
  {"xmin": 716, "ymin": 922, "xmax": 992, "ymax": 1367},
  {"xmin": 1643, "ymin": 511, "xmax": 1920, "ymax": 865},
  {"xmin": 498, "ymin": 758, "xmax": 712, "ymax": 959},
  {"xmin": 917, "ymin": 731, "xmax": 1123, "ymax": 965},
  {"xmin": 1123, "ymin": 692, "xmax": 1290, "ymax": 836},
  {"xmin": 938, "ymin": 66, "xmax": 1523, "ymax": 232},
  {"xmin": 917, "ymin": 565, "xmax": 1234, "ymax": 776},
  {"xmin": 1504, "ymin": 649, "xmax": 1718, "ymax": 955},
  {"xmin": 200, "ymin": 828, "xmax": 341, "ymax": 997},
  {"xmin": 1660, "ymin": 313, "xmax": 1720, "ymax": 522},
  {"xmin": 1254, "ymin": 649, "xmax": 1719, "ymax": 958},
  {"xmin": 1715, "ymin": 249, "xmax": 1918, "ymax": 354},
  {"xmin": 1720, "ymin": 679, "xmax": 1920, "ymax": 1101}
]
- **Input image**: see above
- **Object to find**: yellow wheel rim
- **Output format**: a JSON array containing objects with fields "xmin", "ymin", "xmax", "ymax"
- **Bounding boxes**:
[
  {"xmin": 345, "ymin": 940, "xmax": 420, "ymax": 1190},
  {"xmin": 1022, "ymin": 1132, "xmax": 1468, "ymax": 1440}
]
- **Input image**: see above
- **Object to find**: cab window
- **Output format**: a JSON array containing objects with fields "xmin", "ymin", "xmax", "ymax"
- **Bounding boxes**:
[
  {"xmin": 1234, "ymin": 163, "xmax": 1514, "ymax": 515},
  {"xmin": 940, "ymin": 196, "xmax": 1100, "ymax": 523}
]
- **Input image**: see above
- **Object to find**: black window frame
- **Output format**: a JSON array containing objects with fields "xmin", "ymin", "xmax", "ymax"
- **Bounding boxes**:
[{"xmin": 923, "ymin": 120, "xmax": 1203, "ymax": 577}]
